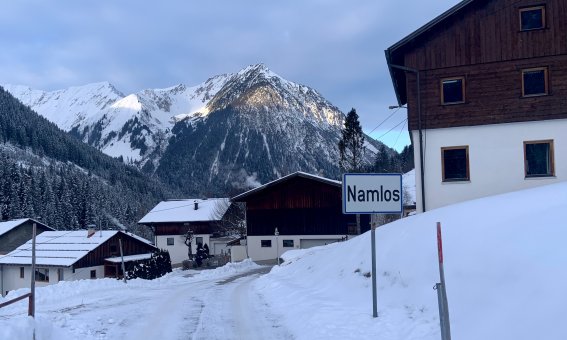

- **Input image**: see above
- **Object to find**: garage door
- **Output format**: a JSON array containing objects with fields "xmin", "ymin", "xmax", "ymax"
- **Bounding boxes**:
[{"xmin": 299, "ymin": 239, "xmax": 338, "ymax": 249}]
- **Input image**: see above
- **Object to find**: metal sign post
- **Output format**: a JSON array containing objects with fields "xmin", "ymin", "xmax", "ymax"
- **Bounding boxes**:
[
  {"xmin": 370, "ymin": 215, "xmax": 378, "ymax": 318},
  {"xmin": 342, "ymin": 173, "xmax": 403, "ymax": 318}
]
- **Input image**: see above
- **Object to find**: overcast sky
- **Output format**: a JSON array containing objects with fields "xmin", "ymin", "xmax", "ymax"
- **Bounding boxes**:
[{"xmin": 0, "ymin": 0, "xmax": 460, "ymax": 151}]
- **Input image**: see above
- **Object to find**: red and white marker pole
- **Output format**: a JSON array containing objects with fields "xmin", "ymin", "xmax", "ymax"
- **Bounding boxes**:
[{"xmin": 436, "ymin": 222, "xmax": 451, "ymax": 340}]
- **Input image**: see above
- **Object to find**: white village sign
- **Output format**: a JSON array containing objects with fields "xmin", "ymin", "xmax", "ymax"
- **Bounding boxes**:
[
  {"xmin": 342, "ymin": 173, "xmax": 403, "ymax": 319},
  {"xmin": 342, "ymin": 173, "xmax": 403, "ymax": 214}
]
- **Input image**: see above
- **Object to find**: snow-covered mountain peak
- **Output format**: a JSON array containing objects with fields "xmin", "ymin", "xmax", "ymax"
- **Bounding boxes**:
[
  {"xmin": 206, "ymin": 64, "xmax": 344, "ymax": 130},
  {"xmin": 237, "ymin": 63, "xmax": 278, "ymax": 79}
]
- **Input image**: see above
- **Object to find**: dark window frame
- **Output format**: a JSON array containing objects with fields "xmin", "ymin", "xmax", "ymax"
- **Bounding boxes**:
[
  {"xmin": 261, "ymin": 240, "xmax": 272, "ymax": 247},
  {"xmin": 166, "ymin": 237, "xmax": 174, "ymax": 246},
  {"xmin": 35, "ymin": 268, "xmax": 49, "ymax": 282},
  {"xmin": 524, "ymin": 140, "xmax": 554, "ymax": 178},
  {"xmin": 519, "ymin": 5, "xmax": 546, "ymax": 31},
  {"xmin": 90, "ymin": 269, "xmax": 97, "ymax": 279},
  {"xmin": 522, "ymin": 67, "xmax": 549, "ymax": 97},
  {"xmin": 441, "ymin": 146, "xmax": 470, "ymax": 182},
  {"xmin": 441, "ymin": 77, "xmax": 466, "ymax": 105},
  {"xmin": 20, "ymin": 267, "xmax": 24, "ymax": 279},
  {"xmin": 282, "ymin": 239, "xmax": 294, "ymax": 248}
]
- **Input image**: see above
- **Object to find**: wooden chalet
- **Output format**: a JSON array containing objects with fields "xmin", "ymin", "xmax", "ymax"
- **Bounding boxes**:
[
  {"xmin": 386, "ymin": 0, "xmax": 567, "ymax": 212},
  {"xmin": 0, "ymin": 218, "xmax": 54, "ymax": 255},
  {"xmin": 0, "ymin": 230, "xmax": 157, "ymax": 296},
  {"xmin": 232, "ymin": 172, "xmax": 369, "ymax": 261},
  {"xmin": 138, "ymin": 198, "xmax": 232, "ymax": 265}
]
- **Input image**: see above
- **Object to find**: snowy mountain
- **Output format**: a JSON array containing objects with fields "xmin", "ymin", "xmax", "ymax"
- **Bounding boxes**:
[{"xmin": 4, "ymin": 64, "xmax": 385, "ymax": 195}]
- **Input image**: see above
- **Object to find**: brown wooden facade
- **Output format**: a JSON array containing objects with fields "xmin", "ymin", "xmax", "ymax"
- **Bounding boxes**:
[
  {"xmin": 73, "ymin": 232, "xmax": 157, "ymax": 269},
  {"xmin": 149, "ymin": 222, "xmax": 216, "ymax": 236},
  {"xmin": 233, "ymin": 173, "xmax": 369, "ymax": 236},
  {"xmin": 387, "ymin": 0, "xmax": 567, "ymax": 131}
]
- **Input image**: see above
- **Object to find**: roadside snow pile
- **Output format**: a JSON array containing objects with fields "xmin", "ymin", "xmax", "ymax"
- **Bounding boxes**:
[
  {"xmin": 197, "ymin": 258, "xmax": 260, "ymax": 279},
  {"xmin": 254, "ymin": 182, "xmax": 567, "ymax": 340}
]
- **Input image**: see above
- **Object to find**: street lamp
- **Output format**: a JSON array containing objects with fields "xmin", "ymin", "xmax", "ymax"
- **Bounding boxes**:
[{"xmin": 274, "ymin": 227, "xmax": 280, "ymax": 265}]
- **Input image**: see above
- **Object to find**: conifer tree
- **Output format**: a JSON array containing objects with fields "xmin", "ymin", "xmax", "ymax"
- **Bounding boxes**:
[{"xmin": 338, "ymin": 108, "xmax": 365, "ymax": 173}]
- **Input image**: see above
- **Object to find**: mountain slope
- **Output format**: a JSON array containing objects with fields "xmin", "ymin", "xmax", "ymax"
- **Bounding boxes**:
[{"xmin": 0, "ymin": 86, "xmax": 172, "ymax": 231}]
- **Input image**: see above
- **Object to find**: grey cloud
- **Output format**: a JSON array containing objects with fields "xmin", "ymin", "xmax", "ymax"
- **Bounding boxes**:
[{"xmin": 0, "ymin": 0, "xmax": 461, "ymax": 151}]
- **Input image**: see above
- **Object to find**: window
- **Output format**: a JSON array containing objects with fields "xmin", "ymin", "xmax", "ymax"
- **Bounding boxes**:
[
  {"xmin": 283, "ymin": 240, "xmax": 294, "ymax": 248},
  {"xmin": 166, "ymin": 237, "xmax": 174, "ymax": 246},
  {"xmin": 196, "ymin": 237, "xmax": 203, "ymax": 246},
  {"xmin": 261, "ymin": 240, "xmax": 272, "ymax": 247},
  {"xmin": 522, "ymin": 68, "xmax": 548, "ymax": 97},
  {"xmin": 441, "ymin": 77, "xmax": 465, "ymax": 104},
  {"xmin": 58, "ymin": 268, "xmax": 64, "ymax": 281},
  {"xmin": 20, "ymin": 267, "xmax": 24, "ymax": 279},
  {"xmin": 524, "ymin": 140, "xmax": 554, "ymax": 177},
  {"xmin": 442, "ymin": 146, "xmax": 470, "ymax": 181},
  {"xmin": 520, "ymin": 6, "xmax": 545, "ymax": 31},
  {"xmin": 90, "ymin": 269, "xmax": 97, "ymax": 279},
  {"xmin": 109, "ymin": 244, "xmax": 118, "ymax": 254},
  {"xmin": 35, "ymin": 268, "xmax": 49, "ymax": 282}
]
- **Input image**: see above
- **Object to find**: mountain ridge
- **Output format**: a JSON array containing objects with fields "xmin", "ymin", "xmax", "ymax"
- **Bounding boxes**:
[{"xmin": 4, "ymin": 64, "xmax": 392, "ymax": 195}]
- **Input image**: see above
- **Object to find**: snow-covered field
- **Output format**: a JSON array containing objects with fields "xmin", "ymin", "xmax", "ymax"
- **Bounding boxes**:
[{"xmin": 2, "ymin": 182, "xmax": 567, "ymax": 339}]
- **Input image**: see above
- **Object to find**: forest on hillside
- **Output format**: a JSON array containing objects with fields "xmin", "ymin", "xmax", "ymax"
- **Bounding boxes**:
[{"xmin": 0, "ymin": 87, "xmax": 172, "ymax": 237}]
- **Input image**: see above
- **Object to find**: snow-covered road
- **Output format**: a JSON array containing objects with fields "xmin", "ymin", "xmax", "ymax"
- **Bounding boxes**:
[{"xmin": 0, "ymin": 261, "xmax": 292, "ymax": 340}]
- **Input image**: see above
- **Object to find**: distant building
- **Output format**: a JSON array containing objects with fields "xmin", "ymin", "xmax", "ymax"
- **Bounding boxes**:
[
  {"xmin": 232, "ymin": 172, "xmax": 369, "ymax": 262},
  {"xmin": 138, "ymin": 198, "xmax": 234, "ymax": 266},
  {"xmin": 0, "ymin": 230, "xmax": 157, "ymax": 296},
  {"xmin": 0, "ymin": 218, "xmax": 54, "ymax": 255},
  {"xmin": 386, "ymin": 0, "xmax": 567, "ymax": 212}
]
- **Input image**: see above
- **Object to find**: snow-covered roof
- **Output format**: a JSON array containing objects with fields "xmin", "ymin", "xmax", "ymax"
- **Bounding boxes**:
[
  {"xmin": 0, "ymin": 230, "xmax": 152, "ymax": 267},
  {"xmin": 232, "ymin": 171, "xmax": 341, "ymax": 202},
  {"xmin": 105, "ymin": 253, "xmax": 153, "ymax": 263},
  {"xmin": 138, "ymin": 198, "xmax": 230, "ymax": 224},
  {"xmin": 0, "ymin": 218, "xmax": 53, "ymax": 237}
]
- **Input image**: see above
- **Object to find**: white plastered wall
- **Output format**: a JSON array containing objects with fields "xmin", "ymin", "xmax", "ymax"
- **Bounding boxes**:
[
  {"xmin": 247, "ymin": 235, "xmax": 346, "ymax": 261},
  {"xmin": 156, "ymin": 234, "xmax": 210, "ymax": 265},
  {"xmin": 412, "ymin": 119, "xmax": 566, "ymax": 212},
  {"xmin": 1, "ymin": 265, "xmax": 104, "ymax": 297}
]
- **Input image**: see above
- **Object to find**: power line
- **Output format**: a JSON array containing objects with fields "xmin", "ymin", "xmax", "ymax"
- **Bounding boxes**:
[
  {"xmin": 376, "ymin": 118, "xmax": 408, "ymax": 141},
  {"xmin": 367, "ymin": 106, "xmax": 404, "ymax": 135},
  {"xmin": 392, "ymin": 120, "xmax": 408, "ymax": 150}
]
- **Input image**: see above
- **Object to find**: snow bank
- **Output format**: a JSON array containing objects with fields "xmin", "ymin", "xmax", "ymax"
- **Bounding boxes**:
[
  {"xmin": 255, "ymin": 182, "xmax": 567, "ymax": 339},
  {"xmin": 196, "ymin": 258, "xmax": 260, "ymax": 279}
]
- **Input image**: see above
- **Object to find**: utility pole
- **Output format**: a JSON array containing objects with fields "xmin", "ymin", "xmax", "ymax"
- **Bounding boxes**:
[
  {"xmin": 29, "ymin": 221, "xmax": 37, "ymax": 340},
  {"xmin": 28, "ymin": 222, "xmax": 36, "ymax": 317},
  {"xmin": 119, "ymin": 238, "xmax": 127, "ymax": 284}
]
